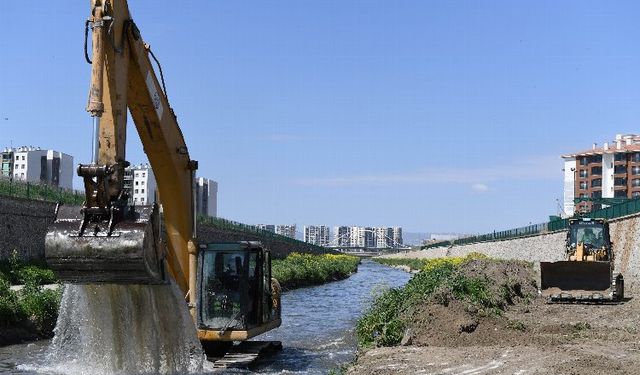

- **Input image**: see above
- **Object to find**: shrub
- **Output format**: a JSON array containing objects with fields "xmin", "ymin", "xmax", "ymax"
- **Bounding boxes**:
[{"xmin": 272, "ymin": 253, "xmax": 359, "ymax": 290}]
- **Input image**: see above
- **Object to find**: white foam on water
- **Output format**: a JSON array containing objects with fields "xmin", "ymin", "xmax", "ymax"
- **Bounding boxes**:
[{"xmin": 20, "ymin": 283, "xmax": 211, "ymax": 375}]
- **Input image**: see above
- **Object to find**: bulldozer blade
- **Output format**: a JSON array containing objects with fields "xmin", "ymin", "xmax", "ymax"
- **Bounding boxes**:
[
  {"xmin": 540, "ymin": 261, "xmax": 612, "ymax": 301},
  {"xmin": 45, "ymin": 204, "xmax": 166, "ymax": 284}
]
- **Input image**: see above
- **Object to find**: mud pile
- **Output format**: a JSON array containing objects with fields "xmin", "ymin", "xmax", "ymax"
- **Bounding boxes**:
[{"xmin": 403, "ymin": 259, "xmax": 538, "ymax": 347}]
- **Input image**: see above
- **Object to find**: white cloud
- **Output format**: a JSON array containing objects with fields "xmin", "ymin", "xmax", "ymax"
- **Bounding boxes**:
[
  {"xmin": 293, "ymin": 155, "xmax": 560, "ymax": 187},
  {"xmin": 471, "ymin": 183, "xmax": 489, "ymax": 192}
]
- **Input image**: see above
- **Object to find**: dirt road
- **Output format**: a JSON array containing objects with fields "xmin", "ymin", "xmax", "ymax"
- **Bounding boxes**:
[{"xmin": 348, "ymin": 280, "xmax": 640, "ymax": 374}]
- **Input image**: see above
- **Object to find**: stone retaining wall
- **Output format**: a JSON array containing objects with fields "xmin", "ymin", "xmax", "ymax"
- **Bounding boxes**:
[
  {"xmin": 0, "ymin": 195, "xmax": 331, "ymax": 261},
  {"xmin": 0, "ymin": 196, "xmax": 57, "ymax": 260}
]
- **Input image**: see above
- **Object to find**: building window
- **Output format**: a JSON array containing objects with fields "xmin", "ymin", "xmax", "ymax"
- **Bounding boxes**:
[
  {"xmin": 591, "ymin": 191, "xmax": 602, "ymax": 198},
  {"xmin": 135, "ymin": 181, "xmax": 139, "ymax": 186},
  {"xmin": 615, "ymin": 153, "xmax": 627, "ymax": 162},
  {"xmin": 21, "ymin": 164, "xmax": 25, "ymax": 169},
  {"xmin": 141, "ymin": 181, "xmax": 145, "ymax": 185},
  {"xmin": 614, "ymin": 165, "xmax": 627, "ymax": 174},
  {"xmin": 142, "ymin": 172, "xmax": 146, "ymax": 177},
  {"xmin": 141, "ymin": 198, "xmax": 145, "ymax": 203},
  {"xmin": 633, "ymin": 166, "xmax": 640, "ymax": 175},
  {"xmin": 22, "ymin": 156, "xmax": 25, "ymax": 161},
  {"xmin": 634, "ymin": 191, "xmax": 640, "ymax": 198},
  {"xmin": 633, "ymin": 179, "xmax": 640, "ymax": 187},
  {"xmin": 589, "ymin": 155, "xmax": 603, "ymax": 164},
  {"xmin": 135, "ymin": 173, "xmax": 139, "ymax": 178},
  {"xmin": 591, "ymin": 166, "xmax": 602, "ymax": 175},
  {"xmin": 580, "ymin": 181, "xmax": 588, "ymax": 190},
  {"xmin": 579, "ymin": 170, "xmax": 588, "ymax": 178},
  {"xmin": 141, "ymin": 189, "xmax": 144, "ymax": 194},
  {"xmin": 134, "ymin": 189, "xmax": 139, "ymax": 194},
  {"xmin": 590, "ymin": 179, "xmax": 602, "ymax": 188},
  {"xmin": 20, "ymin": 173, "xmax": 24, "ymax": 178},
  {"xmin": 614, "ymin": 177, "xmax": 627, "ymax": 186},
  {"xmin": 632, "ymin": 153, "xmax": 640, "ymax": 162},
  {"xmin": 614, "ymin": 190, "xmax": 628, "ymax": 198}
]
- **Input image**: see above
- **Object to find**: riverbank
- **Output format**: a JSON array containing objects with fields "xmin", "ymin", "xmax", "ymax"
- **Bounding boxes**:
[
  {"xmin": 0, "ymin": 256, "xmax": 61, "ymax": 346},
  {"xmin": 0, "ymin": 252, "xmax": 359, "ymax": 347},
  {"xmin": 272, "ymin": 252, "xmax": 360, "ymax": 290},
  {"xmin": 348, "ymin": 255, "xmax": 640, "ymax": 374}
]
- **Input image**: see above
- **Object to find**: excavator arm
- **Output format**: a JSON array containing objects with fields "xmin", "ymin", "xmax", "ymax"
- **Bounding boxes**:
[
  {"xmin": 45, "ymin": 0, "xmax": 197, "ymax": 309},
  {"xmin": 46, "ymin": 0, "xmax": 282, "ymax": 344}
]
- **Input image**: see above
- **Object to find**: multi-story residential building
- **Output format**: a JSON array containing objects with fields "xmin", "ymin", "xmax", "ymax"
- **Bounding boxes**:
[
  {"xmin": 275, "ymin": 225, "xmax": 297, "ymax": 239},
  {"xmin": 195, "ymin": 177, "xmax": 218, "ymax": 217},
  {"xmin": 124, "ymin": 163, "xmax": 157, "ymax": 206},
  {"xmin": 374, "ymin": 227, "xmax": 394, "ymax": 248},
  {"xmin": 124, "ymin": 164, "xmax": 217, "ymax": 216},
  {"xmin": 1, "ymin": 146, "xmax": 73, "ymax": 189},
  {"xmin": 331, "ymin": 225, "xmax": 404, "ymax": 248},
  {"xmin": 333, "ymin": 226, "xmax": 352, "ymax": 247},
  {"xmin": 350, "ymin": 226, "xmax": 376, "ymax": 248},
  {"xmin": 562, "ymin": 134, "xmax": 640, "ymax": 216},
  {"xmin": 255, "ymin": 224, "xmax": 276, "ymax": 233},
  {"xmin": 392, "ymin": 227, "xmax": 403, "ymax": 247},
  {"xmin": 304, "ymin": 225, "xmax": 330, "ymax": 246}
]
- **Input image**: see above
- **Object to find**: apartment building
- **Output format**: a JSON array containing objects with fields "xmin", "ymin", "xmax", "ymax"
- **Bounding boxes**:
[
  {"xmin": 304, "ymin": 225, "xmax": 330, "ymax": 246},
  {"xmin": 255, "ymin": 224, "xmax": 276, "ymax": 233},
  {"xmin": 562, "ymin": 134, "xmax": 640, "ymax": 216},
  {"xmin": 275, "ymin": 225, "xmax": 297, "ymax": 239},
  {"xmin": 333, "ymin": 226, "xmax": 352, "ymax": 247},
  {"xmin": 374, "ymin": 227, "xmax": 394, "ymax": 248},
  {"xmin": 124, "ymin": 164, "xmax": 217, "ymax": 217},
  {"xmin": 392, "ymin": 227, "xmax": 403, "ymax": 247},
  {"xmin": 1, "ymin": 146, "xmax": 73, "ymax": 189},
  {"xmin": 195, "ymin": 177, "xmax": 218, "ymax": 217},
  {"xmin": 124, "ymin": 164, "xmax": 157, "ymax": 205}
]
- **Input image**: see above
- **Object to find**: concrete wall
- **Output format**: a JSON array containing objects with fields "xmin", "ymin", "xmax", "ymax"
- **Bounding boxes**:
[{"xmin": 0, "ymin": 196, "xmax": 57, "ymax": 260}]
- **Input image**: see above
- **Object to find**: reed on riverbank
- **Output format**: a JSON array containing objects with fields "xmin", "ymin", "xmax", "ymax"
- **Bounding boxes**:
[{"xmin": 272, "ymin": 252, "xmax": 360, "ymax": 290}]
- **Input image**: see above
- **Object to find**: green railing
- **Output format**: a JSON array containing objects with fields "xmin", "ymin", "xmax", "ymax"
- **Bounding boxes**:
[
  {"xmin": 0, "ymin": 178, "xmax": 84, "ymax": 205},
  {"xmin": 198, "ymin": 215, "xmax": 327, "ymax": 252},
  {"xmin": 423, "ymin": 198, "xmax": 640, "ymax": 249}
]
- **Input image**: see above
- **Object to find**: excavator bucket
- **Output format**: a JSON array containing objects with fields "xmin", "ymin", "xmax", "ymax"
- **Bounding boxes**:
[
  {"xmin": 45, "ymin": 204, "xmax": 166, "ymax": 284},
  {"xmin": 540, "ymin": 261, "xmax": 613, "ymax": 302}
]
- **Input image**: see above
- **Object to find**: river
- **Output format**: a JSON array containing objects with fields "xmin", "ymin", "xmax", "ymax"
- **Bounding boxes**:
[{"xmin": 0, "ymin": 259, "xmax": 411, "ymax": 374}]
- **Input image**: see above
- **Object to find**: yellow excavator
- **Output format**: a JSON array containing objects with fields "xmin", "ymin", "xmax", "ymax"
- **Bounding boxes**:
[
  {"xmin": 540, "ymin": 217, "xmax": 624, "ymax": 303},
  {"xmin": 44, "ymin": 0, "xmax": 281, "ymax": 356}
]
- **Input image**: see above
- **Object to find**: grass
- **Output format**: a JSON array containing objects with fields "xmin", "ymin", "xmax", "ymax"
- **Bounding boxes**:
[
  {"xmin": 0, "ymin": 251, "xmax": 56, "ymax": 286},
  {"xmin": 0, "ymin": 251, "xmax": 62, "ymax": 338},
  {"xmin": 356, "ymin": 253, "xmax": 520, "ymax": 348},
  {"xmin": 272, "ymin": 252, "xmax": 360, "ymax": 290},
  {"xmin": 0, "ymin": 178, "xmax": 83, "ymax": 205}
]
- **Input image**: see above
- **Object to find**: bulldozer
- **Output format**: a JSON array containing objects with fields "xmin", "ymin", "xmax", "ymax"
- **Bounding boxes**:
[{"xmin": 540, "ymin": 217, "xmax": 624, "ymax": 303}]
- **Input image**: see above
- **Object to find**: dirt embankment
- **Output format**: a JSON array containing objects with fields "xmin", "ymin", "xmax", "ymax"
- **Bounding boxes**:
[{"xmin": 349, "ymin": 259, "xmax": 640, "ymax": 375}]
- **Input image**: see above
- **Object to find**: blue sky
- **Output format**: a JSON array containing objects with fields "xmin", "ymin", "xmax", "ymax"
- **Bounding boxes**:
[{"xmin": 2, "ymin": 1, "xmax": 640, "ymax": 234}]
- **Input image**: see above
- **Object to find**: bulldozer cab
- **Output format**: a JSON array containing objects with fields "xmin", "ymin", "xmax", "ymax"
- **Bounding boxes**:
[
  {"xmin": 565, "ymin": 218, "xmax": 611, "ymax": 261},
  {"xmin": 567, "ymin": 218, "xmax": 609, "ymax": 253},
  {"xmin": 196, "ymin": 242, "xmax": 281, "ymax": 342}
]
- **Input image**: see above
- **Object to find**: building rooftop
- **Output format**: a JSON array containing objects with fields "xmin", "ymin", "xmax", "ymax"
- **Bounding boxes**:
[{"xmin": 562, "ymin": 134, "xmax": 640, "ymax": 158}]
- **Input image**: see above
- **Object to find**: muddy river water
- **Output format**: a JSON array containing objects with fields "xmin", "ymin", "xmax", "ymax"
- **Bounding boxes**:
[{"xmin": 0, "ymin": 259, "xmax": 410, "ymax": 374}]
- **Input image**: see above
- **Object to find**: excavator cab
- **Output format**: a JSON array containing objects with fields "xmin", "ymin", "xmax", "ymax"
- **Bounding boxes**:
[{"xmin": 196, "ymin": 242, "xmax": 281, "ymax": 342}]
